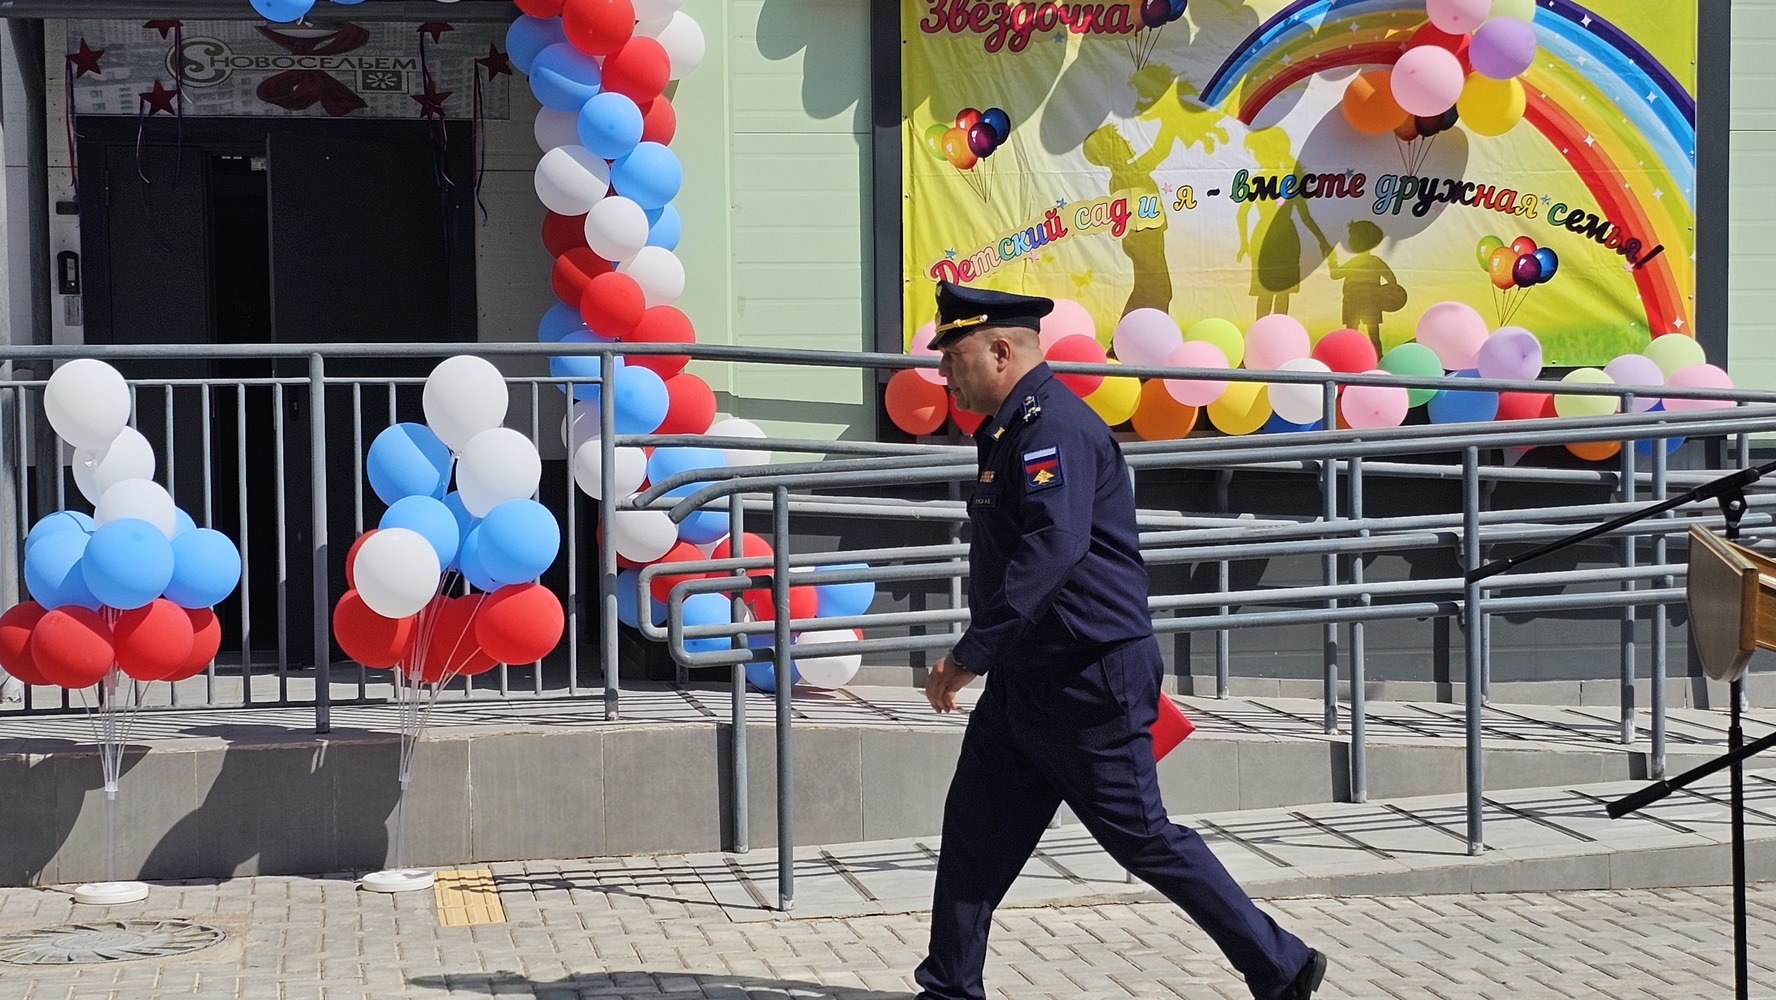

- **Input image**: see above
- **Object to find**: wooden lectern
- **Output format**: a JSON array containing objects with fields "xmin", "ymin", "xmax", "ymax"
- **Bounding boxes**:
[{"xmin": 1687, "ymin": 524, "xmax": 1776, "ymax": 683}]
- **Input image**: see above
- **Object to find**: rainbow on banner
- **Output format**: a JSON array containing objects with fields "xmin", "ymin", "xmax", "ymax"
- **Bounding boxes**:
[{"xmin": 1199, "ymin": 0, "xmax": 1695, "ymax": 336}]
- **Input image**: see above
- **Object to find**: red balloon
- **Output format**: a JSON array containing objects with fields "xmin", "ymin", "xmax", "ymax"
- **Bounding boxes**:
[
  {"xmin": 1509, "ymin": 235, "xmax": 1538, "ymax": 257},
  {"xmin": 950, "ymin": 397, "xmax": 986, "ymax": 434},
  {"xmin": 167, "ymin": 607, "xmax": 222, "ymax": 681},
  {"xmin": 601, "ymin": 36, "xmax": 671, "ymax": 104},
  {"xmin": 886, "ymin": 368, "xmax": 948, "ymax": 435},
  {"xmin": 1312, "ymin": 328, "xmax": 1380, "ymax": 374},
  {"xmin": 333, "ymin": 589, "xmax": 415, "ymax": 669},
  {"xmin": 649, "ymin": 540, "xmax": 711, "ymax": 603},
  {"xmin": 30, "ymin": 607, "xmax": 113, "ymax": 689},
  {"xmin": 543, "ymin": 211, "xmax": 590, "ymax": 258},
  {"xmin": 0, "ymin": 602, "xmax": 48, "ymax": 686},
  {"xmin": 1407, "ymin": 22, "xmax": 1472, "ymax": 74},
  {"xmin": 415, "ymin": 595, "xmax": 496, "ymax": 682},
  {"xmin": 114, "ymin": 598, "xmax": 196, "ymax": 681},
  {"xmin": 623, "ymin": 306, "xmax": 695, "ymax": 378},
  {"xmin": 1497, "ymin": 390, "xmax": 1551, "ymax": 421},
  {"xmin": 1046, "ymin": 334, "xmax": 1107, "ymax": 396},
  {"xmin": 561, "ymin": 0, "xmax": 635, "ymax": 57},
  {"xmin": 475, "ymin": 583, "xmax": 565, "ymax": 665},
  {"xmin": 638, "ymin": 96, "xmax": 677, "ymax": 145},
  {"xmin": 514, "ymin": 0, "xmax": 565, "ymax": 15},
  {"xmin": 748, "ymin": 585, "xmax": 818, "ymax": 624},
  {"xmin": 345, "ymin": 529, "xmax": 377, "ymax": 591},
  {"xmin": 657, "ymin": 372, "xmax": 717, "ymax": 435},
  {"xmin": 553, "ymin": 247, "xmax": 614, "ymax": 307},
  {"xmin": 955, "ymin": 107, "xmax": 983, "ymax": 131},
  {"xmin": 580, "ymin": 271, "xmax": 646, "ymax": 337},
  {"xmin": 712, "ymin": 532, "xmax": 773, "ymax": 563}
]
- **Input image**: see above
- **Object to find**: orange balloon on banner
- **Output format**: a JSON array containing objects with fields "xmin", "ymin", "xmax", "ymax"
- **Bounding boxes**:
[
  {"xmin": 1567, "ymin": 440, "xmax": 1622, "ymax": 462},
  {"xmin": 1341, "ymin": 69, "xmax": 1408, "ymax": 135},
  {"xmin": 1131, "ymin": 379, "xmax": 1198, "ymax": 440}
]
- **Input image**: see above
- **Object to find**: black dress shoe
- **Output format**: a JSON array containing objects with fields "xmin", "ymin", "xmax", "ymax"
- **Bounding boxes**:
[{"xmin": 1286, "ymin": 949, "xmax": 1326, "ymax": 999}]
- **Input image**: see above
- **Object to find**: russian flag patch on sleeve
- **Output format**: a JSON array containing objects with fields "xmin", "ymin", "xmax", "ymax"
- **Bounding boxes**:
[{"xmin": 1023, "ymin": 446, "xmax": 1062, "ymax": 491}]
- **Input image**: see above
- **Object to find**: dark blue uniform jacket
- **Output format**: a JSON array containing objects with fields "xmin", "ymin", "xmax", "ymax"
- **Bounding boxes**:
[{"xmin": 950, "ymin": 363, "xmax": 1153, "ymax": 675}]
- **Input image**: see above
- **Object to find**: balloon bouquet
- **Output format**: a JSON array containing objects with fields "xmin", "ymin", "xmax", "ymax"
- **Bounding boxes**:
[
  {"xmin": 1130, "ymin": 0, "xmax": 1189, "ymax": 71},
  {"xmin": 919, "ymin": 106, "xmax": 1014, "ymax": 204},
  {"xmin": 1340, "ymin": 0, "xmax": 1538, "ymax": 170},
  {"xmin": 0, "ymin": 359, "xmax": 242, "ymax": 905},
  {"xmin": 335, "ymin": 356, "xmax": 566, "ymax": 893},
  {"xmin": 1477, "ymin": 233, "xmax": 1558, "ymax": 326}
]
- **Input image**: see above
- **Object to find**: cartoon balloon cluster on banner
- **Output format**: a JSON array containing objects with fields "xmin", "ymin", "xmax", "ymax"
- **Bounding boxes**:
[
  {"xmin": 1476, "ymin": 233, "xmax": 1558, "ymax": 326},
  {"xmin": 514, "ymin": 0, "xmax": 872, "ymax": 691},
  {"xmin": 919, "ymin": 106, "xmax": 1013, "ymax": 203},
  {"xmin": 889, "ymin": 296, "xmax": 1731, "ymax": 463},
  {"xmin": 333, "ymin": 356, "xmax": 567, "ymax": 683},
  {"xmin": 0, "ymin": 360, "xmax": 242, "ymax": 692},
  {"xmin": 1340, "ymin": 0, "xmax": 1537, "ymax": 170}
]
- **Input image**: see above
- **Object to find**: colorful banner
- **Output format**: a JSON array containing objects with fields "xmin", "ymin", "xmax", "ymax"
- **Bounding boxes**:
[
  {"xmin": 902, "ymin": 1, "xmax": 1696, "ymax": 365},
  {"xmin": 67, "ymin": 19, "xmax": 511, "ymax": 120}
]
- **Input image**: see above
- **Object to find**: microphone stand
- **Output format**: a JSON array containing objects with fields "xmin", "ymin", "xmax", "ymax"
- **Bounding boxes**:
[{"xmin": 1466, "ymin": 456, "xmax": 1776, "ymax": 1000}]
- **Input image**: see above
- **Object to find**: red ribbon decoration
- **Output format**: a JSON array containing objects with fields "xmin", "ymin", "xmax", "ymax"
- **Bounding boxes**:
[{"xmin": 254, "ymin": 22, "xmax": 372, "ymax": 117}]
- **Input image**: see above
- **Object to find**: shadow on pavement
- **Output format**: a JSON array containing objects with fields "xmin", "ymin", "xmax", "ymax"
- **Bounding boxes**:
[{"xmin": 411, "ymin": 970, "xmax": 910, "ymax": 999}]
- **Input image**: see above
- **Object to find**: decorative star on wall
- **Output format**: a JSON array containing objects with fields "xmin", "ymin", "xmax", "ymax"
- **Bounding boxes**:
[
  {"xmin": 143, "ymin": 19, "xmax": 182, "ymax": 39},
  {"xmin": 67, "ymin": 39, "xmax": 105, "ymax": 78},
  {"xmin": 412, "ymin": 78, "xmax": 452, "ymax": 118},
  {"xmin": 140, "ymin": 80, "xmax": 179, "ymax": 116},
  {"xmin": 476, "ymin": 45, "xmax": 512, "ymax": 78},
  {"xmin": 419, "ymin": 22, "xmax": 454, "ymax": 43}
]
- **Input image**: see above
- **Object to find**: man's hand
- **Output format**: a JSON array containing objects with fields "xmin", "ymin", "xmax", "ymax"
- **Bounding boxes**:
[{"xmin": 925, "ymin": 654, "xmax": 977, "ymax": 713}]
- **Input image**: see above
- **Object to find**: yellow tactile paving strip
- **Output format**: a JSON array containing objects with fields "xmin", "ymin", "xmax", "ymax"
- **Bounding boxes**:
[{"xmin": 433, "ymin": 868, "xmax": 506, "ymax": 926}]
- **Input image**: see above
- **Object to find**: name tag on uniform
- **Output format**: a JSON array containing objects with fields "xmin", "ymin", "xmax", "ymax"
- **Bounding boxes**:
[
  {"xmin": 1023, "ymin": 446, "xmax": 1062, "ymax": 491},
  {"xmin": 971, "ymin": 493, "xmax": 998, "ymax": 509}
]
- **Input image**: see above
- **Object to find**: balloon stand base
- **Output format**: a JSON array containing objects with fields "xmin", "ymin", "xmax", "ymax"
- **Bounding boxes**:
[
  {"xmin": 72, "ymin": 881, "xmax": 150, "ymax": 905},
  {"xmin": 360, "ymin": 869, "xmax": 434, "ymax": 893}
]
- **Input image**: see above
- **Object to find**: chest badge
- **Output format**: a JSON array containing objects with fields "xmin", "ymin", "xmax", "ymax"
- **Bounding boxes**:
[
  {"xmin": 979, "ymin": 471, "xmax": 995, "ymax": 483},
  {"xmin": 1023, "ymin": 446, "xmax": 1062, "ymax": 491}
]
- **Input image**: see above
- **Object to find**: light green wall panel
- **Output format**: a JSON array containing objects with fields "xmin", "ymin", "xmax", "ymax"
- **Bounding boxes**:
[{"xmin": 1731, "ymin": 0, "xmax": 1776, "ymax": 390}]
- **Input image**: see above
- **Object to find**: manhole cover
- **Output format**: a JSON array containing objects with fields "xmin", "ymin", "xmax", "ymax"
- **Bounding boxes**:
[{"xmin": 0, "ymin": 919, "xmax": 225, "ymax": 965}]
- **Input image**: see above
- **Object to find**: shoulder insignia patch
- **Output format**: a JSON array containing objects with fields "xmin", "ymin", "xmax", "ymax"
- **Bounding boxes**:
[{"xmin": 1023, "ymin": 446, "xmax": 1062, "ymax": 491}]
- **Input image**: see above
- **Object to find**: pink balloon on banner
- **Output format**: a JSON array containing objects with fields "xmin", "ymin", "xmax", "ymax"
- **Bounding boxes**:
[
  {"xmin": 1426, "ymin": 0, "xmax": 1493, "ymax": 34},
  {"xmin": 1244, "ymin": 314, "xmax": 1311, "ymax": 372},
  {"xmin": 1662, "ymin": 363, "xmax": 1735, "ymax": 412},
  {"xmin": 1390, "ymin": 45, "xmax": 1466, "ymax": 117},
  {"xmin": 909, "ymin": 321, "xmax": 944, "ymax": 385},
  {"xmin": 1162, "ymin": 341, "xmax": 1230, "ymax": 407},
  {"xmin": 1040, "ymin": 298, "xmax": 1096, "ymax": 354},
  {"xmin": 1340, "ymin": 374, "xmax": 1411, "ymax": 430},
  {"xmin": 1415, "ymin": 302, "xmax": 1489, "ymax": 370}
]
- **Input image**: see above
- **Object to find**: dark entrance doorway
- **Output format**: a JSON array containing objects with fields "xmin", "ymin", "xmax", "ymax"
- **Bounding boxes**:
[{"xmin": 76, "ymin": 116, "xmax": 477, "ymax": 672}]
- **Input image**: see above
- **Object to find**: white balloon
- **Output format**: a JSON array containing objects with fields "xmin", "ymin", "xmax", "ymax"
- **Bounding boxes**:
[
  {"xmin": 1269, "ymin": 357, "xmax": 1332, "ymax": 425},
  {"xmin": 534, "ymin": 145, "xmax": 614, "ymax": 217},
  {"xmin": 792, "ymin": 629, "xmax": 863, "ymax": 688},
  {"xmin": 610, "ymin": 508, "xmax": 677, "ymax": 563},
  {"xmin": 573, "ymin": 440, "xmax": 647, "ymax": 499},
  {"xmin": 561, "ymin": 399, "xmax": 601, "ymax": 449},
  {"xmin": 706, "ymin": 418, "xmax": 771, "ymax": 468},
  {"xmin": 93, "ymin": 477, "xmax": 175, "ymax": 537},
  {"xmin": 457, "ymin": 427, "xmax": 542, "ymax": 517},
  {"xmin": 583, "ymin": 195, "xmax": 649, "ymax": 263},
  {"xmin": 44, "ymin": 359, "xmax": 131, "ymax": 450},
  {"xmin": 354, "ymin": 527, "xmax": 442, "ymax": 619},
  {"xmin": 533, "ymin": 107, "xmax": 582, "ymax": 152},
  {"xmin": 617, "ymin": 246, "xmax": 686, "ymax": 308},
  {"xmin": 70, "ymin": 426, "xmax": 156, "ymax": 504},
  {"xmin": 423, "ymin": 356, "xmax": 509, "ymax": 452},
  {"xmin": 651, "ymin": 12, "xmax": 706, "ymax": 79},
  {"xmin": 632, "ymin": 0, "xmax": 685, "ymax": 20}
]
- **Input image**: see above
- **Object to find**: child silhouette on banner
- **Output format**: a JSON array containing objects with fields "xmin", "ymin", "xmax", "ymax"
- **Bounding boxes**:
[{"xmin": 1328, "ymin": 221, "xmax": 1406, "ymax": 351}]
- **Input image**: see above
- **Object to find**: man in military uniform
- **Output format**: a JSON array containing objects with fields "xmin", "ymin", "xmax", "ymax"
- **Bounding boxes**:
[{"xmin": 914, "ymin": 281, "xmax": 1326, "ymax": 1000}]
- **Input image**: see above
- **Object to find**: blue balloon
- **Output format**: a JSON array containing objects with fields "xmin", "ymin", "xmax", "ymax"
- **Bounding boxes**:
[
  {"xmin": 381, "ymin": 495, "xmax": 461, "ymax": 570},
  {"xmin": 683, "ymin": 593, "xmax": 736, "ymax": 656},
  {"xmin": 506, "ymin": 15, "xmax": 568, "ymax": 76},
  {"xmin": 648, "ymin": 447, "xmax": 727, "ymax": 490},
  {"xmin": 1635, "ymin": 401, "xmax": 1684, "ymax": 456},
  {"xmin": 24, "ymin": 529, "xmax": 98, "ymax": 609},
  {"xmin": 645, "ymin": 204, "xmax": 682, "ymax": 251},
  {"xmin": 529, "ymin": 43, "xmax": 603, "ymax": 112},
  {"xmin": 173, "ymin": 508, "xmax": 198, "ymax": 538},
  {"xmin": 584, "ymin": 362, "xmax": 670, "ymax": 435},
  {"xmin": 1533, "ymin": 247, "xmax": 1559, "ymax": 285},
  {"xmin": 1427, "ymin": 370, "xmax": 1500, "ymax": 424},
  {"xmin": 980, "ymin": 107, "xmax": 1012, "ymax": 143},
  {"xmin": 1167, "ymin": 0, "xmax": 1188, "ymax": 18},
  {"xmin": 26, "ymin": 510, "xmax": 94, "ymax": 554},
  {"xmin": 551, "ymin": 336, "xmax": 612, "ymax": 400},
  {"xmin": 477, "ymin": 499, "xmax": 561, "ymax": 586},
  {"xmin": 442, "ymin": 492, "xmax": 479, "ymax": 573},
  {"xmin": 1262, "ymin": 413, "xmax": 1323, "ymax": 433},
  {"xmin": 81, "ymin": 518, "xmax": 174, "ymax": 611},
  {"xmin": 457, "ymin": 528, "xmax": 500, "ymax": 592},
  {"xmin": 164, "ymin": 528, "xmax": 242, "ymax": 609},
  {"xmin": 616, "ymin": 568, "xmax": 666, "ymax": 628},
  {"xmin": 677, "ymin": 509, "xmax": 730, "ymax": 546},
  {"xmin": 611, "ymin": 143, "xmax": 682, "ymax": 211},
  {"xmin": 578, "ymin": 91, "xmax": 645, "ymax": 160},
  {"xmin": 813, "ymin": 563, "xmax": 876, "ymax": 618},
  {"xmin": 366, "ymin": 423, "xmax": 453, "ymax": 506},
  {"xmin": 250, "ymin": 0, "xmax": 315, "ymax": 22},
  {"xmin": 539, "ymin": 303, "xmax": 588, "ymax": 343},
  {"xmin": 745, "ymin": 657, "xmax": 801, "ymax": 693}
]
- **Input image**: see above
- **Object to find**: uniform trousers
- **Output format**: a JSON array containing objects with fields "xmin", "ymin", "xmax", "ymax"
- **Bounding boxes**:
[{"xmin": 914, "ymin": 636, "xmax": 1309, "ymax": 1000}]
